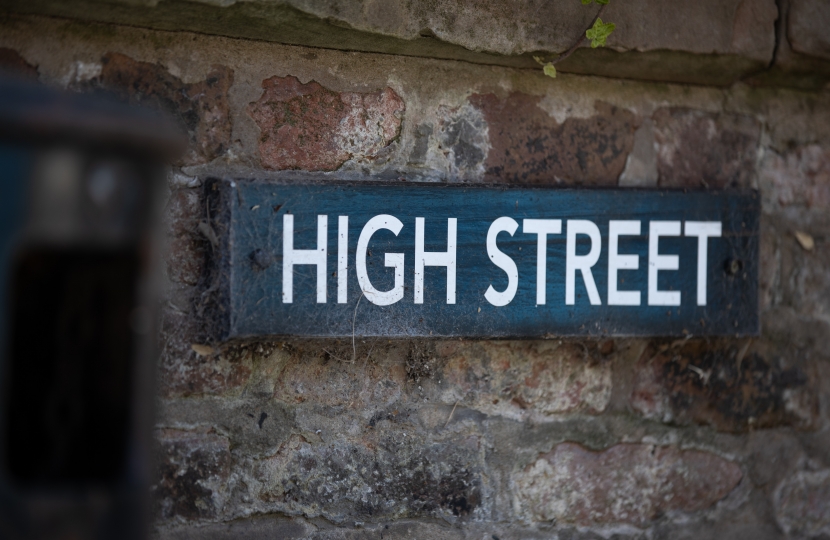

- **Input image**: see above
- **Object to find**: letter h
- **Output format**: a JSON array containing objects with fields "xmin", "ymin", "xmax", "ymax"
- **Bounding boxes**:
[
  {"xmin": 283, "ymin": 214, "xmax": 327, "ymax": 303},
  {"xmin": 415, "ymin": 217, "xmax": 457, "ymax": 304}
]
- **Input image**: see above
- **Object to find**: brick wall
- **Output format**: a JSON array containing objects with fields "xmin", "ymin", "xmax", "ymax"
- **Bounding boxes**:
[{"xmin": 1, "ymin": 5, "xmax": 829, "ymax": 538}]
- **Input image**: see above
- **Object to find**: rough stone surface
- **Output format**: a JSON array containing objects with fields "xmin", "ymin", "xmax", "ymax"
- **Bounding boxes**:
[
  {"xmin": 245, "ymin": 433, "xmax": 487, "ymax": 522},
  {"xmin": 83, "ymin": 53, "xmax": 233, "ymax": 165},
  {"xmin": 514, "ymin": 442, "xmax": 743, "ymax": 526},
  {"xmin": 248, "ymin": 75, "xmax": 404, "ymax": 171},
  {"xmin": 774, "ymin": 469, "xmax": 830, "ymax": 537},
  {"xmin": 469, "ymin": 95, "xmax": 636, "ymax": 185},
  {"xmin": 2, "ymin": 0, "xmax": 779, "ymax": 68},
  {"xmin": 154, "ymin": 428, "xmax": 233, "ymax": 522},
  {"xmin": 436, "ymin": 341, "xmax": 612, "ymax": 418},
  {"xmin": 630, "ymin": 340, "xmax": 818, "ymax": 432},
  {"xmin": 157, "ymin": 309, "xmax": 253, "ymax": 397},
  {"xmin": 789, "ymin": 0, "xmax": 830, "ymax": 61},
  {"xmin": 760, "ymin": 145, "xmax": 830, "ymax": 209},
  {"xmin": 653, "ymin": 108, "xmax": 760, "ymax": 189}
]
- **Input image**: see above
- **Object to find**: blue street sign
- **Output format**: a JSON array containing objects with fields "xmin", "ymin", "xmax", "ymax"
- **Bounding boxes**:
[{"xmin": 204, "ymin": 179, "xmax": 758, "ymax": 339}]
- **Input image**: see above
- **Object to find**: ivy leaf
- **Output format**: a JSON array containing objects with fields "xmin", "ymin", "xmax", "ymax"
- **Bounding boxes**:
[
  {"xmin": 543, "ymin": 63, "xmax": 557, "ymax": 78},
  {"xmin": 581, "ymin": 0, "xmax": 592, "ymax": 4},
  {"xmin": 586, "ymin": 17, "xmax": 615, "ymax": 48}
]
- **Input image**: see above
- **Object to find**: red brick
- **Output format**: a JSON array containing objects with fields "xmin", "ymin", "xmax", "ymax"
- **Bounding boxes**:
[
  {"xmin": 248, "ymin": 76, "xmax": 404, "ymax": 171},
  {"xmin": 468, "ymin": 95, "xmax": 635, "ymax": 185},
  {"xmin": 87, "ymin": 53, "xmax": 233, "ymax": 165},
  {"xmin": 514, "ymin": 442, "xmax": 742, "ymax": 526},
  {"xmin": 653, "ymin": 107, "xmax": 759, "ymax": 188}
]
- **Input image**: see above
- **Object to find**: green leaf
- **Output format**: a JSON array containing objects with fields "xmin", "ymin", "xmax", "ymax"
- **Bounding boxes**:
[
  {"xmin": 586, "ymin": 17, "xmax": 615, "ymax": 48},
  {"xmin": 581, "ymin": 0, "xmax": 592, "ymax": 4},
  {"xmin": 595, "ymin": 0, "xmax": 609, "ymax": 4},
  {"xmin": 543, "ymin": 63, "xmax": 557, "ymax": 78}
]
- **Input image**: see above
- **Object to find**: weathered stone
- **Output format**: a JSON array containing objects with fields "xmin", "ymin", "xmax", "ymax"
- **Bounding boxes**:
[
  {"xmin": 248, "ymin": 75, "xmax": 404, "ymax": 171},
  {"xmin": 630, "ymin": 340, "xmax": 818, "ymax": 432},
  {"xmin": 0, "ymin": 47, "xmax": 38, "ymax": 80},
  {"xmin": 436, "ymin": 341, "xmax": 612, "ymax": 418},
  {"xmin": 760, "ymin": 211, "xmax": 830, "ymax": 322},
  {"xmin": 157, "ymin": 397, "xmax": 294, "ymax": 457},
  {"xmin": 246, "ymin": 432, "xmax": 485, "ymax": 522},
  {"xmin": 746, "ymin": 432, "xmax": 805, "ymax": 488},
  {"xmin": 435, "ymin": 103, "xmax": 489, "ymax": 180},
  {"xmin": 774, "ymin": 469, "xmax": 830, "ymax": 537},
  {"xmin": 652, "ymin": 108, "xmax": 760, "ymax": 189},
  {"xmin": 2, "ymin": 0, "xmax": 779, "ymax": 86},
  {"xmin": 83, "ymin": 53, "xmax": 233, "ymax": 165},
  {"xmin": 759, "ymin": 145, "xmax": 830, "ymax": 209},
  {"xmin": 789, "ymin": 0, "xmax": 830, "ymax": 61},
  {"xmin": 273, "ymin": 342, "xmax": 408, "ymax": 409},
  {"xmin": 619, "ymin": 118, "xmax": 658, "ymax": 187},
  {"xmin": 158, "ymin": 308, "xmax": 253, "ymax": 397},
  {"xmin": 154, "ymin": 428, "xmax": 232, "ymax": 522},
  {"xmin": 514, "ymin": 442, "xmax": 742, "ymax": 526},
  {"xmin": 156, "ymin": 517, "xmax": 315, "ymax": 540},
  {"xmin": 469, "ymin": 95, "xmax": 636, "ymax": 185}
]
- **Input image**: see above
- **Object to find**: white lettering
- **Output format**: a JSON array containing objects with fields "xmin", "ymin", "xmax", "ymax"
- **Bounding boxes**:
[
  {"xmin": 565, "ymin": 220, "xmax": 602, "ymax": 305},
  {"xmin": 415, "ymin": 217, "xmax": 457, "ymax": 304},
  {"xmin": 648, "ymin": 221, "xmax": 681, "ymax": 306},
  {"xmin": 522, "ymin": 219, "xmax": 562, "ymax": 305},
  {"xmin": 484, "ymin": 217, "xmax": 519, "ymax": 307},
  {"xmin": 337, "ymin": 215, "xmax": 348, "ymax": 304},
  {"xmin": 608, "ymin": 220, "xmax": 641, "ymax": 306},
  {"xmin": 356, "ymin": 214, "xmax": 404, "ymax": 306},
  {"xmin": 282, "ymin": 214, "xmax": 327, "ymax": 304},
  {"xmin": 684, "ymin": 221, "xmax": 722, "ymax": 306}
]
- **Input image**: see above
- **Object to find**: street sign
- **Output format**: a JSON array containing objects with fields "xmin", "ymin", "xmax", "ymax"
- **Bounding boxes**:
[{"xmin": 203, "ymin": 179, "xmax": 758, "ymax": 339}]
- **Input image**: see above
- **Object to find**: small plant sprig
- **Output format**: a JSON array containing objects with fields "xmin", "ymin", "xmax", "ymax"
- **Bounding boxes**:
[{"xmin": 534, "ymin": 0, "xmax": 616, "ymax": 78}]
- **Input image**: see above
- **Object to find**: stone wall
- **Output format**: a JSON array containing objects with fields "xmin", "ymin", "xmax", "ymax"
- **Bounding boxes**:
[{"xmin": 1, "ymin": 4, "xmax": 829, "ymax": 538}]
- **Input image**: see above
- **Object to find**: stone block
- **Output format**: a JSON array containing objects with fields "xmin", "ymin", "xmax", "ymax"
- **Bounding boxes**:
[
  {"xmin": 630, "ymin": 339, "xmax": 819, "ymax": 432},
  {"xmin": 774, "ymin": 469, "xmax": 830, "ymax": 537},
  {"xmin": 653, "ymin": 108, "xmax": 760, "ymax": 189},
  {"xmin": 759, "ymin": 145, "xmax": 830, "ymax": 209},
  {"xmin": 157, "ymin": 397, "xmax": 294, "ymax": 457},
  {"xmin": 79, "ymin": 52, "xmax": 233, "ymax": 165},
  {"xmin": 789, "ymin": 0, "xmax": 830, "ymax": 61},
  {"xmin": 2, "ymin": 0, "xmax": 780, "ymax": 85},
  {"xmin": 154, "ymin": 428, "xmax": 232, "ymax": 522},
  {"xmin": 513, "ymin": 442, "xmax": 742, "ymax": 526},
  {"xmin": 468, "ymin": 95, "xmax": 636, "ymax": 185},
  {"xmin": 248, "ymin": 75, "xmax": 404, "ymax": 171},
  {"xmin": 436, "ymin": 341, "xmax": 612, "ymax": 418},
  {"xmin": 246, "ymin": 432, "xmax": 486, "ymax": 522}
]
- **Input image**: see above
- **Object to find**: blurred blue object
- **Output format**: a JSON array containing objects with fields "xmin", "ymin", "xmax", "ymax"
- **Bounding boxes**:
[{"xmin": 0, "ymin": 74, "xmax": 182, "ymax": 540}]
